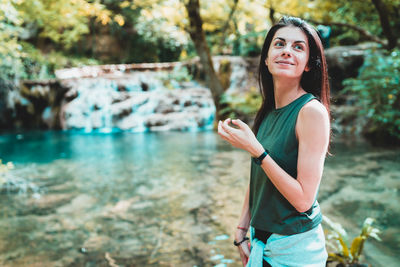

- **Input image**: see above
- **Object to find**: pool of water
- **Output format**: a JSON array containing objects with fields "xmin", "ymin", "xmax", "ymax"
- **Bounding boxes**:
[{"xmin": 0, "ymin": 131, "xmax": 399, "ymax": 266}]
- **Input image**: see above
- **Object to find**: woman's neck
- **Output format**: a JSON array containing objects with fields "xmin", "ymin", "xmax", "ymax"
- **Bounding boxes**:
[{"xmin": 273, "ymin": 77, "xmax": 306, "ymax": 109}]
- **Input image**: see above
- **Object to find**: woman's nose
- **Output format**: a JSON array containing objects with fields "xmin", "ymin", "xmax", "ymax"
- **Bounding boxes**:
[{"xmin": 281, "ymin": 46, "xmax": 291, "ymax": 57}]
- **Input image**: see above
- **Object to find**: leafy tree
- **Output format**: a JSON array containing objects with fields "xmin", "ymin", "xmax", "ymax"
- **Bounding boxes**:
[
  {"xmin": 342, "ymin": 48, "xmax": 400, "ymax": 145},
  {"xmin": 15, "ymin": 0, "xmax": 114, "ymax": 48},
  {"xmin": 0, "ymin": 0, "xmax": 25, "ymax": 80},
  {"xmin": 112, "ymin": 0, "xmax": 185, "ymax": 62},
  {"xmin": 0, "ymin": 0, "xmax": 118, "ymax": 81}
]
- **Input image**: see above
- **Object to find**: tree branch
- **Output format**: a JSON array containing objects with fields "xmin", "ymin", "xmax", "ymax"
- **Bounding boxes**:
[
  {"xmin": 371, "ymin": 0, "xmax": 397, "ymax": 49},
  {"xmin": 218, "ymin": 0, "xmax": 239, "ymax": 50},
  {"xmin": 276, "ymin": 11, "xmax": 387, "ymax": 47},
  {"xmin": 313, "ymin": 20, "xmax": 386, "ymax": 46}
]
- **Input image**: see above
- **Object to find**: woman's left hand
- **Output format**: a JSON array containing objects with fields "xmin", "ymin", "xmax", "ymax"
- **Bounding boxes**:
[{"xmin": 218, "ymin": 118, "xmax": 263, "ymax": 157}]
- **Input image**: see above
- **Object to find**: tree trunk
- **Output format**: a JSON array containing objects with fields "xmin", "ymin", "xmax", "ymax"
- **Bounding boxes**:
[
  {"xmin": 218, "ymin": 0, "xmax": 239, "ymax": 51},
  {"xmin": 371, "ymin": 0, "xmax": 397, "ymax": 49},
  {"xmin": 265, "ymin": 0, "xmax": 276, "ymax": 25},
  {"xmin": 184, "ymin": 0, "xmax": 226, "ymax": 121},
  {"xmin": 269, "ymin": 8, "xmax": 276, "ymax": 25}
]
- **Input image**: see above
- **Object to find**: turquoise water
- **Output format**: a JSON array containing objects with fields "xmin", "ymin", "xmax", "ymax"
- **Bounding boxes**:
[{"xmin": 0, "ymin": 131, "xmax": 399, "ymax": 266}]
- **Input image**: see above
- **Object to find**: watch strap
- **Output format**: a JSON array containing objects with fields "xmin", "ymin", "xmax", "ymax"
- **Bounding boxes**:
[{"xmin": 252, "ymin": 149, "xmax": 269, "ymax": 165}]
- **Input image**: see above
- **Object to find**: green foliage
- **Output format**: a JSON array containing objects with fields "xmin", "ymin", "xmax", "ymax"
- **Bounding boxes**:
[
  {"xmin": 219, "ymin": 86, "xmax": 262, "ymax": 120},
  {"xmin": 231, "ymin": 31, "xmax": 265, "ymax": 57},
  {"xmin": 110, "ymin": 0, "xmax": 184, "ymax": 63},
  {"xmin": 342, "ymin": 48, "xmax": 400, "ymax": 144},
  {"xmin": 170, "ymin": 65, "xmax": 193, "ymax": 82},
  {"xmin": 159, "ymin": 65, "xmax": 193, "ymax": 89},
  {"xmin": 324, "ymin": 216, "xmax": 381, "ymax": 265},
  {"xmin": 15, "ymin": 0, "xmax": 114, "ymax": 48},
  {"xmin": 0, "ymin": 0, "xmax": 25, "ymax": 80},
  {"xmin": 0, "ymin": 0, "xmax": 106, "ymax": 81},
  {"xmin": 0, "ymin": 41, "xmax": 99, "ymax": 81},
  {"xmin": 319, "ymin": 0, "xmax": 381, "ymax": 46},
  {"xmin": 1, "ymin": 0, "xmax": 399, "ymax": 83}
]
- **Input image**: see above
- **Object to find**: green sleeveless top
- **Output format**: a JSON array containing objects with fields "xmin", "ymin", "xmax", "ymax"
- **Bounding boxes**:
[{"xmin": 249, "ymin": 93, "xmax": 323, "ymax": 235}]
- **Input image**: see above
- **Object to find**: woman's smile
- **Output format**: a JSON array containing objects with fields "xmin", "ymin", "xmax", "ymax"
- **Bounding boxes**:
[{"xmin": 275, "ymin": 60, "xmax": 295, "ymax": 66}]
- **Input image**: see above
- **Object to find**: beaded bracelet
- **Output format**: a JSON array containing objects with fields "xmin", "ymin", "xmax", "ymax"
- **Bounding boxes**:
[{"xmin": 233, "ymin": 236, "xmax": 249, "ymax": 247}]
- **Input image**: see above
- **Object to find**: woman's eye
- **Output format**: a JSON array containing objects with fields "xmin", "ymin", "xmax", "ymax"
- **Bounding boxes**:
[
  {"xmin": 294, "ymin": 44, "xmax": 304, "ymax": 50},
  {"xmin": 275, "ymin": 41, "xmax": 284, "ymax": 47}
]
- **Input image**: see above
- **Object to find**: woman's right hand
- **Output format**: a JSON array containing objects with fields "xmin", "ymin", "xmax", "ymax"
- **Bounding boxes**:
[{"xmin": 235, "ymin": 229, "xmax": 250, "ymax": 266}]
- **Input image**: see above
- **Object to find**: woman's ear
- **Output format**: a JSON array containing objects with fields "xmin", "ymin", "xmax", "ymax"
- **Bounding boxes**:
[
  {"xmin": 304, "ymin": 65, "xmax": 310, "ymax": 72},
  {"xmin": 265, "ymin": 58, "xmax": 268, "ymax": 66}
]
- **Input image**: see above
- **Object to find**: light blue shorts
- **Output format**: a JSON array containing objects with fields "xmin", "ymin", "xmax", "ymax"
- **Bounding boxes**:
[{"xmin": 247, "ymin": 224, "xmax": 328, "ymax": 267}]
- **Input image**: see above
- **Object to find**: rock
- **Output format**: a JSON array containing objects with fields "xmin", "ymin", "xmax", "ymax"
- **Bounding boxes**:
[
  {"xmin": 81, "ymin": 235, "xmax": 112, "ymax": 253},
  {"xmin": 26, "ymin": 193, "xmax": 75, "ymax": 214},
  {"xmin": 3, "ymin": 80, "xmax": 70, "ymax": 129},
  {"xmin": 64, "ymin": 88, "xmax": 78, "ymax": 101},
  {"xmin": 325, "ymin": 43, "xmax": 378, "ymax": 91},
  {"xmin": 56, "ymin": 195, "xmax": 97, "ymax": 214}
]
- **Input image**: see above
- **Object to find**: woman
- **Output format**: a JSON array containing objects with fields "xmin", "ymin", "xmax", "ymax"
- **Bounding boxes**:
[{"xmin": 217, "ymin": 16, "xmax": 330, "ymax": 267}]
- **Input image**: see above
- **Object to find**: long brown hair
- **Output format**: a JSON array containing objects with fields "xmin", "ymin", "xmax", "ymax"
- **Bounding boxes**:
[{"xmin": 253, "ymin": 16, "xmax": 330, "ymax": 136}]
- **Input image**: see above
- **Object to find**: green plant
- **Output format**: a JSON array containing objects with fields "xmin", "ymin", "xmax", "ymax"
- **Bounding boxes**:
[
  {"xmin": 219, "ymin": 86, "xmax": 262, "ymax": 120},
  {"xmin": 323, "ymin": 215, "xmax": 381, "ymax": 265},
  {"xmin": 342, "ymin": 48, "xmax": 400, "ymax": 145},
  {"xmin": 170, "ymin": 65, "xmax": 193, "ymax": 83},
  {"xmin": 159, "ymin": 65, "xmax": 193, "ymax": 89}
]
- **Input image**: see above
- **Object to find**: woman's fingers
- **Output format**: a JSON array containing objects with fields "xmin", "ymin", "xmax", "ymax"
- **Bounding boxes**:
[
  {"xmin": 222, "ymin": 118, "xmax": 242, "ymax": 136},
  {"xmin": 237, "ymin": 247, "xmax": 245, "ymax": 265},
  {"xmin": 238, "ymin": 247, "xmax": 249, "ymax": 266},
  {"xmin": 241, "ymin": 241, "xmax": 250, "ymax": 257},
  {"xmin": 217, "ymin": 120, "xmax": 230, "ymax": 140},
  {"xmin": 231, "ymin": 119, "xmax": 247, "ymax": 130},
  {"xmin": 221, "ymin": 118, "xmax": 232, "ymax": 133}
]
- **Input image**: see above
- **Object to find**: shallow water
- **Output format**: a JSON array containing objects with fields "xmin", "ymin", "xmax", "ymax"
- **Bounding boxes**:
[{"xmin": 0, "ymin": 131, "xmax": 399, "ymax": 266}]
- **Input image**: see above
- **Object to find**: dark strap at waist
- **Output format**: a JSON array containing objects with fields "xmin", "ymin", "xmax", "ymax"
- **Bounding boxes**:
[
  {"xmin": 254, "ymin": 228, "xmax": 273, "ymax": 267},
  {"xmin": 254, "ymin": 228, "xmax": 273, "ymax": 243}
]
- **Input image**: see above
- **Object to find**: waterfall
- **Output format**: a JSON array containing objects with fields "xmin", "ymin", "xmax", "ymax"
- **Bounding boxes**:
[{"xmin": 57, "ymin": 57, "xmax": 250, "ymax": 133}]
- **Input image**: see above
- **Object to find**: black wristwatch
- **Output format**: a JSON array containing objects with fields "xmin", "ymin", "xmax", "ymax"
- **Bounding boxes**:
[{"xmin": 252, "ymin": 149, "xmax": 269, "ymax": 165}]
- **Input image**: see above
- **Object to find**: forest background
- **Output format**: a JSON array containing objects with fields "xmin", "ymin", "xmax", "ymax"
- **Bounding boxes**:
[{"xmin": 0, "ymin": 0, "xmax": 399, "ymax": 143}]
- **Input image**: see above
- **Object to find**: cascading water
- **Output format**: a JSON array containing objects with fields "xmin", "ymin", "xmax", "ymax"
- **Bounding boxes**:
[{"xmin": 59, "ymin": 69, "xmax": 218, "ymax": 133}]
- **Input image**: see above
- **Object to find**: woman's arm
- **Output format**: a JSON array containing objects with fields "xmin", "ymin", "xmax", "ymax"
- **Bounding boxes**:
[
  {"xmin": 237, "ymin": 183, "xmax": 251, "ymax": 231},
  {"xmin": 218, "ymin": 101, "xmax": 330, "ymax": 213},
  {"xmin": 235, "ymin": 184, "xmax": 251, "ymax": 264},
  {"xmin": 262, "ymin": 101, "xmax": 329, "ymax": 212}
]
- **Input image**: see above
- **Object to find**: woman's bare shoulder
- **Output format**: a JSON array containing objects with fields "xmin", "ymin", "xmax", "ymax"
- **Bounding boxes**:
[
  {"xmin": 296, "ymin": 99, "xmax": 330, "ymax": 141},
  {"xmin": 299, "ymin": 99, "xmax": 329, "ymax": 123}
]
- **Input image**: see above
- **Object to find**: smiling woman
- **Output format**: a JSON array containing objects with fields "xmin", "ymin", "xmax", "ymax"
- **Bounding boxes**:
[
  {"xmin": 218, "ymin": 16, "xmax": 330, "ymax": 267},
  {"xmin": 266, "ymin": 27, "xmax": 310, "ymax": 80}
]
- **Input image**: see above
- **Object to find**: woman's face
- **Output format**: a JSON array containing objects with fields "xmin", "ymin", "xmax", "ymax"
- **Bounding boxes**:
[{"xmin": 265, "ymin": 26, "xmax": 310, "ymax": 79}]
